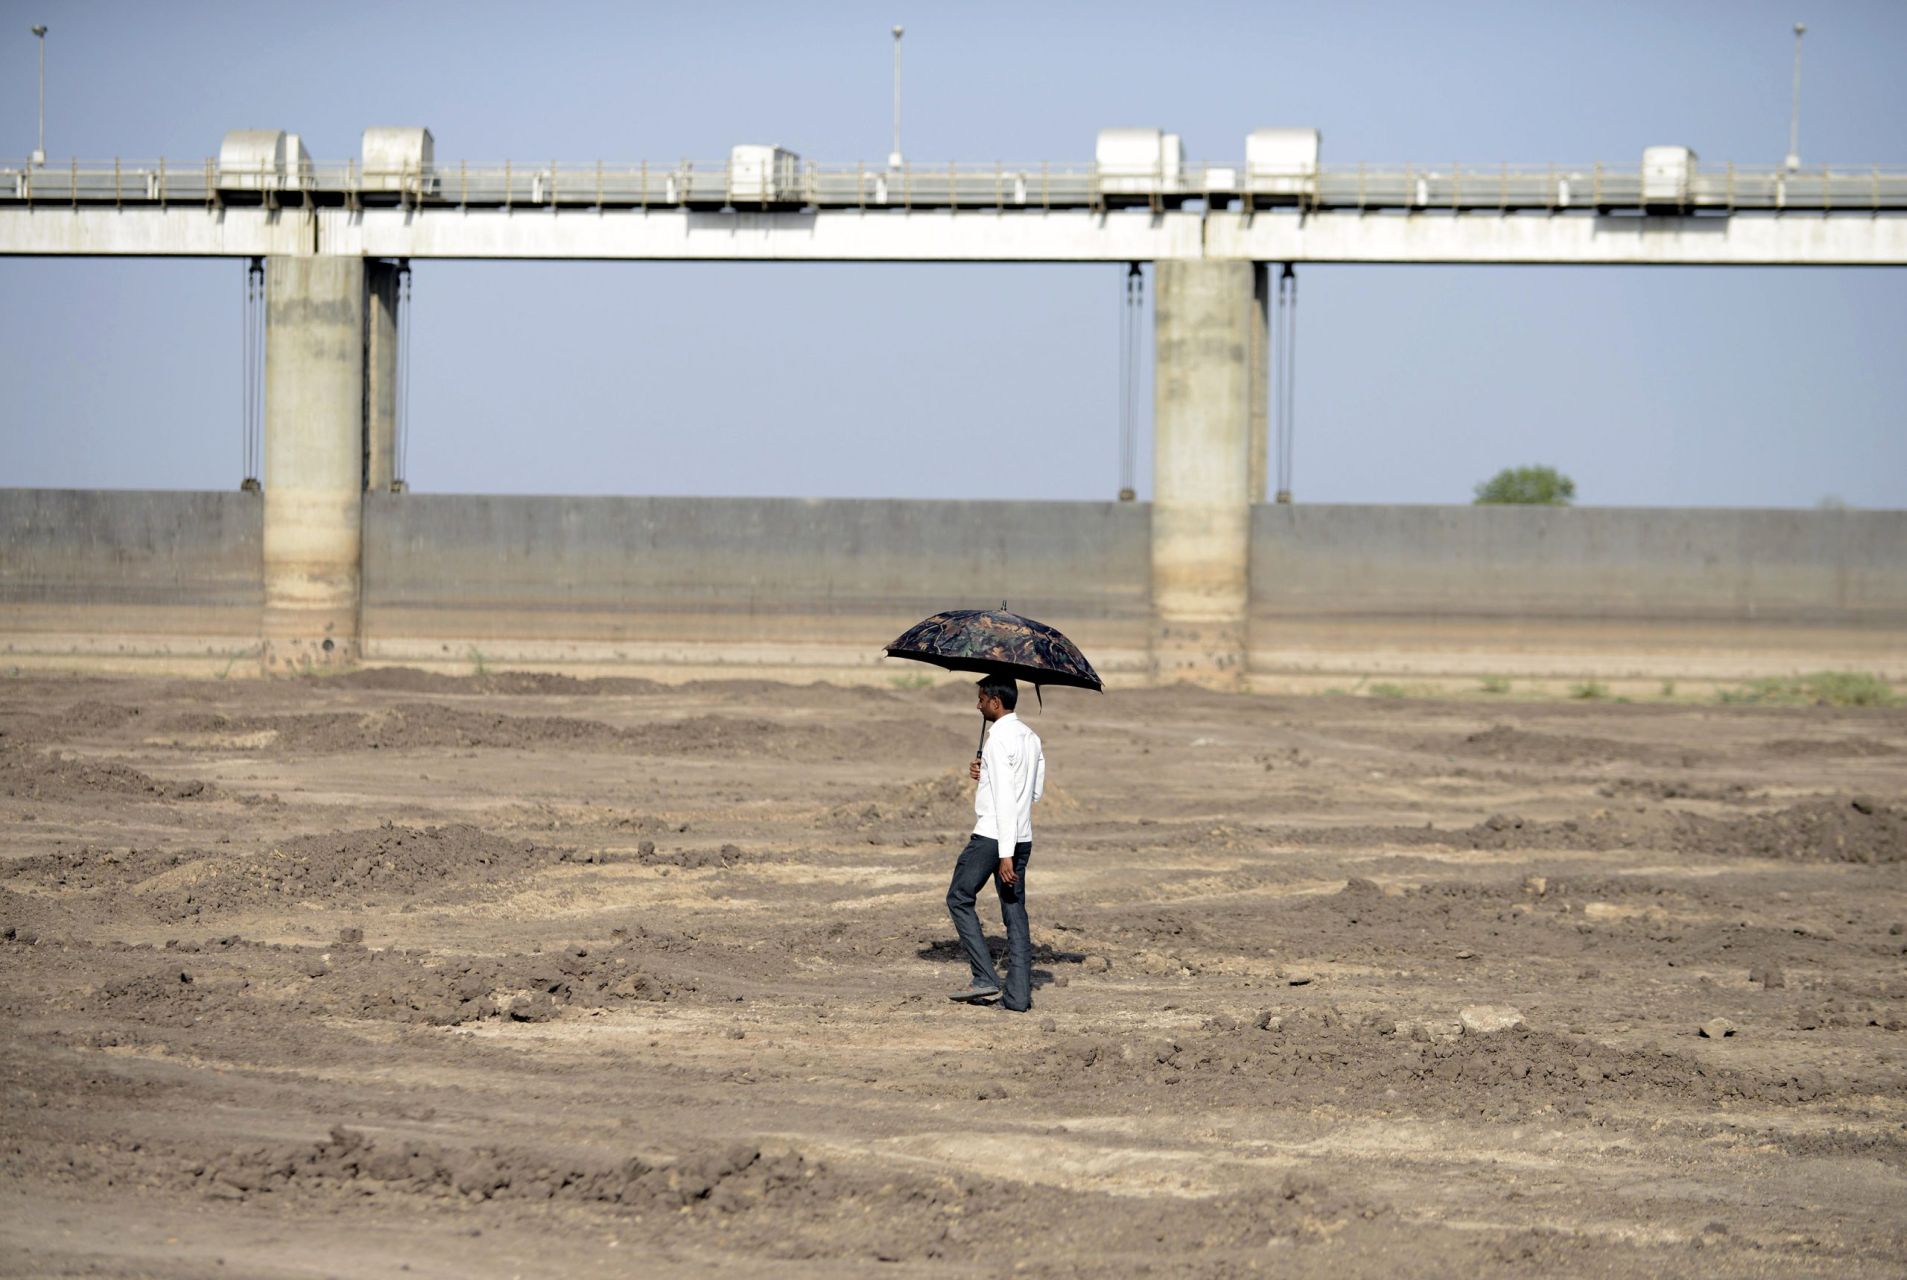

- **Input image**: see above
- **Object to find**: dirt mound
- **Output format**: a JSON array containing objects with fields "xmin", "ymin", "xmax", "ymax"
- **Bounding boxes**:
[
  {"xmin": 680, "ymin": 678, "xmax": 899, "ymax": 705},
  {"xmin": 1034, "ymin": 1012, "xmax": 1832, "ymax": 1118},
  {"xmin": 273, "ymin": 822, "xmax": 560, "ymax": 893},
  {"xmin": 1240, "ymin": 822, "xmax": 1460, "ymax": 851},
  {"xmin": 824, "ymin": 766, "xmax": 1081, "ymax": 832},
  {"xmin": 82, "ymin": 927, "xmax": 696, "ymax": 1028},
  {"xmin": 1151, "ymin": 800, "xmax": 1901, "ymax": 863},
  {"xmin": 195, "ymin": 1125, "xmax": 807, "ymax": 1209},
  {"xmin": 54, "ymin": 700, "xmax": 147, "ymax": 736},
  {"xmin": 327, "ymin": 668, "xmax": 666, "ymax": 696},
  {"xmin": 1253, "ymin": 810, "xmax": 1663, "ymax": 854},
  {"xmin": 475, "ymin": 671, "xmax": 664, "ymax": 696},
  {"xmin": 825, "ymin": 769, "xmax": 974, "ymax": 830},
  {"xmin": 161, "ymin": 704, "xmax": 823, "ymax": 757},
  {"xmin": 1594, "ymin": 777, "xmax": 1761, "ymax": 802},
  {"xmin": 157, "ymin": 704, "xmax": 629, "ymax": 753},
  {"xmin": 0, "ymin": 887, "xmax": 55, "ymax": 941},
  {"xmin": 3, "ymin": 844, "xmax": 201, "ymax": 892},
  {"xmin": 1448, "ymin": 725, "xmax": 1686, "ymax": 767},
  {"xmin": 188, "ymin": 1124, "xmax": 1381, "ymax": 1259},
  {"xmin": 1693, "ymin": 797, "xmax": 1907, "ymax": 864},
  {"xmin": 257, "ymin": 822, "xmax": 560, "ymax": 901},
  {"xmin": 311, "ymin": 932, "xmax": 693, "ymax": 1025},
  {"xmin": 1451, "ymin": 798, "xmax": 1905, "ymax": 861},
  {"xmin": 622, "ymin": 714, "xmax": 808, "ymax": 756},
  {"xmin": 1760, "ymin": 736, "xmax": 1902, "ymax": 758},
  {"xmin": 627, "ymin": 841, "xmax": 749, "ymax": 870},
  {"xmin": 322, "ymin": 667, "xmax": 472, "ymax": 694},
  {"xmin": 1457, "ymin": 811, "xmax": 1646, "ymax": 852},
  {"xmin": 122, "ymin": 823, "xmax": 563, "ymax": 919},
  {"xmin": 0, "ymin": 699, "xmax": 144, "ymax": 747},
  {"xmin": 0, "ymin": 743, "xmax": 211, "ymax": 803}
]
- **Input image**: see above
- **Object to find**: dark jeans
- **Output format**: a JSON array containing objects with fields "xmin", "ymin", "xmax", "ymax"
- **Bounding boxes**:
[{"xmin": 946, "ymin": 834, "xmax": 1033, "ymax": 1011}]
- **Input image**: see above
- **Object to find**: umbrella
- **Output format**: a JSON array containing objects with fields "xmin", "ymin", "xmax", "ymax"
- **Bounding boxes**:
[{"xmin": 884, "ymin": 606, "xmax": 1102, "ymax": 757}]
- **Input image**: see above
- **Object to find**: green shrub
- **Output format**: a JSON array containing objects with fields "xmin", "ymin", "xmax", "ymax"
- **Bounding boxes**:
[
  {"xmin": 1717, "ymin": 671, "xmax": 1898, "ymax": 707},
  {"xmin": 1474, "ymin": 465, "xmax": 1576, "ymax": 506},
  {"xmin": 1479, "ymin": 675, "xmax": 1511, "ymax": 695},
  {"xmin": 1568, "ymin": 680, "xmax": 1609, "ymax": 700},
  {"xmin": 1369, "ymin": 683, "xmax": 1409, "ymax": 699}
]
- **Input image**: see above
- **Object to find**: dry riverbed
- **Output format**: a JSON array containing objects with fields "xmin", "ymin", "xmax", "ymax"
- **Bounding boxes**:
[{"xmin": 1, "ymin": 671, "xmax": 1904, "ymax": 1277}]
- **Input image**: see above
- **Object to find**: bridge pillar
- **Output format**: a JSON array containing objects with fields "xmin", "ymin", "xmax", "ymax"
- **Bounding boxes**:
[
  {"xmin": 1248, "ymin": 263, "xmax": 1271, "ymax": 504},
  {"xmin": 261, "ymin": 255, "xmax": 366, "ymax": 671},
  {"xmin": 364, "ymin": 260, "xmax": 401, "ymax": 493},
  {"xmin": 1150, "ymin": 259, "xmax": 1265, "ymax": 688}
]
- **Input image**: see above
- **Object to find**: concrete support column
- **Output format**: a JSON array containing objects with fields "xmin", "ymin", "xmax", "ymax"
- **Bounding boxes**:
[
  {"xmin": 1150, "ymin": 259, "xmax": 1261, "ymax": 688},
  {"xmin": 1248, "ymin": 263, "xmax": 1271, "ymax": 503},
  {"xmin": 262, "ymin": 255, "xmax": 365, "ymax": 671},
  {"xmin": 364, "ymin": 259, "xmax": 400, "ymax": 493}
]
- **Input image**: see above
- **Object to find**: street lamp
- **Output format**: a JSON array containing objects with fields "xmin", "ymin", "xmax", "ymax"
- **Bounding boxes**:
[
  {"xmin": 887, "ymin": 25, "xmax": 904, "ymax": 170},
  {"xmin": 1784, "ymin": 21, "xmax": 1806, "ymax": 173},
  {"xmin": 30, "ymin": 24, "xmax": 47, "ymax": 167}
]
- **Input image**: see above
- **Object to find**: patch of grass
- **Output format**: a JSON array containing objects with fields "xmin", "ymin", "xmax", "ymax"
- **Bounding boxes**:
[
  {"xmin": 1368, "ymin": 682, "xmax": 1409, "ymax": 699},
  {"xmin": 1659, "ymin": 679, "xmax": 1677, "ymax": 699},
  {"xmin": 888, "ymin": 671, "xmax": 935, "ymax": 691},
  {"xmin": 1569, "ymin": 680, "xmax": 1610, "ymax": 700},
  {"xmin": 1479, "ymin": 675, "xmax": 1511, "ymax": 695},
  {"xmin": 1717, "ymin": 671, "xmax": 1898, "ymax": 708},
  {"xmin": 215, "ymin": 646, "xmax": 258, "ymax": 680},
  {"xmin": 468, "ymin": 646, "xmax": 488, "ymax": 679}
]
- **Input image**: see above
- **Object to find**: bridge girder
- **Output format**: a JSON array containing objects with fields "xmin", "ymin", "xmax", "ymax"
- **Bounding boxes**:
[{"xmin": 3, "ymin": 207, "xmax": 1905, "ymax": 266}]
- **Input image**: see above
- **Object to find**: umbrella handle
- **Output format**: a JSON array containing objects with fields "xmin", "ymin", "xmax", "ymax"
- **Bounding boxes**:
[{"xmin": 975, "ymin": 715, "xmax": 988, "ymax": 760}]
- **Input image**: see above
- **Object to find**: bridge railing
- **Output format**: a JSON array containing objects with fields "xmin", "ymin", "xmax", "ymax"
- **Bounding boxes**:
[
  {"xmin": 366, "ymin": 161, "xmax": 1113, "ymax": 208},
  {"xmin": 7, "ymin": 158, "xmax": 1907, "ymax": 212},
  {"xmin": 1319, "ymin": 164, "xmax": 1907, "ymax": 212}
]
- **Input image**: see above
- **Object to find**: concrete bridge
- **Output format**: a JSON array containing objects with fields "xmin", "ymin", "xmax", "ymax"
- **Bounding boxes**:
[{"xmin": 6, "ymin": 127, "xmax": 1903, "ymax": 684}]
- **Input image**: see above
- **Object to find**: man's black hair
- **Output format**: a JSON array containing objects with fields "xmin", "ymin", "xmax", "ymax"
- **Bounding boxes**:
[{"xmin": 976, "ymin": 676, "xmax": 1018, "ymax": 712}]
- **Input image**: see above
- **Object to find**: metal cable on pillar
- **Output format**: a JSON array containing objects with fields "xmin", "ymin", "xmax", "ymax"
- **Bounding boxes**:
[
  {"xmin": 240, "ymin": 257, "xmax": 263, "ymax": 492},
  {"xmin": 253, "ymin": 258, "xmax": 266, "ymax": 485},
  {"xmin": 1118, "ymin": 262, "xmax": 1142, "ymax": 501},
  {"xmin": 1274, "ymin": 263, "xmax": 1296, "ymax": 503},
  {"xmin": 239, "ymin": 260, "xmax": 250, "ymax": 486},
  {"xmin": 1270, "ymin": 266, "xmax": 1285, "ymax": 501},
  {"xmin": 1282, "ymin": 263, "xmax": 1298, "ymax": 501},
  {"xmin": 394, "ymin": 259, "xmax": 412, "ymax": 492}
]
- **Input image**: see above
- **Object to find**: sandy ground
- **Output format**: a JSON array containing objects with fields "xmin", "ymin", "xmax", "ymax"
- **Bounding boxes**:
[{"xmin": 1, "ymin": 670, "xmax": 1904, "ymax": 1278}]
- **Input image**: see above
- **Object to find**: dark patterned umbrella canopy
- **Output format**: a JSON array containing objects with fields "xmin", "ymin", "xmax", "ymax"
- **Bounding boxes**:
[{"xmin": 884, "ymin": 608, "xmax": 1103, "ymax": 693}]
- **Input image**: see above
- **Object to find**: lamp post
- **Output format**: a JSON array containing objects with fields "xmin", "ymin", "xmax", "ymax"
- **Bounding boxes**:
[
  {"xmin": 887, "ymin": 25, "xmax": 904, "ymax": 170},
  {"xmin": 1784, "ymin": 21, "xmax": 1806, "ymax": 173},
  {"xmin": 30, "ymin": 24, "xmax": 47, "ymax": 167}
]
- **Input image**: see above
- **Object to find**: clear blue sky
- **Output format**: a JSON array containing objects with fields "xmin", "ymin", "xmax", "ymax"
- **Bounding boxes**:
[{"xmin": 2, "ymin": 0, "xmax": 1903, "ymax": 508}]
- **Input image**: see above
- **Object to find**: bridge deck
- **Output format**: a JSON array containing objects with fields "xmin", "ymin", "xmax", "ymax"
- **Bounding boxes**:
[
  {"xmin": 5, "ymin": 158, "xmax": 1905, "ymax": 264},
  {"xmin": 7, "ymin": 158, "xmax": 1907, "ymax": 214}
]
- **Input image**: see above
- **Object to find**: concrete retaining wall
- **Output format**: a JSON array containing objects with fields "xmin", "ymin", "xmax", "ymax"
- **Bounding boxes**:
[
  {"xmin": 0, "ymin": 488, "xmax": 262, "ymax": 671},
  {"xmin": 3, "ymin": 488, "xmax": 1901, "ymax": 685},
  {"xmin": 1249, "ymin": 504, "xmax": 1907, "ymax": 684},
  {"xmin": 358, "ymin": 494, "xmax": 1153, "ymax": 677}
]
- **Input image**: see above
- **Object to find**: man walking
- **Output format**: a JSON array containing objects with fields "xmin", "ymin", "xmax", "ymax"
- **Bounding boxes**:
[{"xmin": 946, "ymin": 675, "xmax": 1045, "ymax": 1012}]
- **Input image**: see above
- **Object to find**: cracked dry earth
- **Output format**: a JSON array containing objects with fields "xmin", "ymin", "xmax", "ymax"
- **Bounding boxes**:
[{"xmin": 1, "ymin": 670, "xmax": 1904, "ymax": 1278}]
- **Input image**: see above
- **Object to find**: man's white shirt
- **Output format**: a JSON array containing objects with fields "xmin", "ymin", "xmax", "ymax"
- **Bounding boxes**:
[{"xmin": 972, "ymin": 712, "xmax": 1045, "ymax": 846}]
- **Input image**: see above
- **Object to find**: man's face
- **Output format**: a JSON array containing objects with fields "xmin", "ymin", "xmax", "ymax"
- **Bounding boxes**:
[{"xmin": 976, "ymin": 691, "xmax": 1002, "ymax": 721}]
